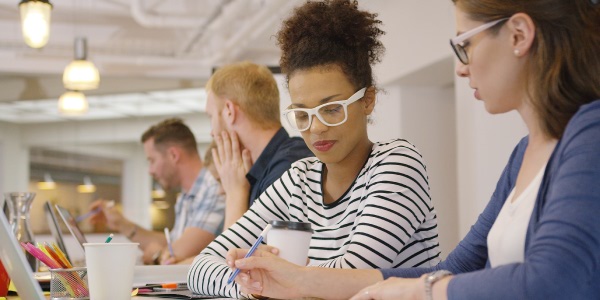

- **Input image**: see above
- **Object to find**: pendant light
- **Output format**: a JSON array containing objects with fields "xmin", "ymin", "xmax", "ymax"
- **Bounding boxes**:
[
  {"xmin": 63, "ymin": 37, "xmax": 100, "ymax": 90},
  {"xmin": 19, "ymin": 0, "xmax": 53, "ymax": 49},
  {"xmin": 37, "ymin": 173, "xmax": 56, "ymax": 190},
  {"xmin": 58, "ymin": 90, "xmax": 88, "ymax": 115},
  {"xmin": 151, "ymin": 183, "xmax": 166, "ymax": 199},
  {"xmin": 77, "ymin": 176, "xmax": 96, "ymax": 193}
]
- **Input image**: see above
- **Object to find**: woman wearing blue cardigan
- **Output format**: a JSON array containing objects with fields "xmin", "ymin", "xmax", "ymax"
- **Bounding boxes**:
[{"xmin": 226, "ymin": 0, "xmax": 600, "ymax": 299}]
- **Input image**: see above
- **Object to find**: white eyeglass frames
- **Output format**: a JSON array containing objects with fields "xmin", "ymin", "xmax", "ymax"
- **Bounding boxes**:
[{"xmin": 282, "ymin": 87, "xmax": 367, "ymax": 132}]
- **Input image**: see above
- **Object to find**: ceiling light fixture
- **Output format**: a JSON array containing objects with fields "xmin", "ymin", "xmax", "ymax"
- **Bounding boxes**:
[
  {"xmin": 58, "ymin": 90, "xmax": 88, "ymax": 115},
  {"xmin": 37, "ymin": 172, "xmax": 56, "ymax": 190},
  {"xmin": 151, "ymin": 183, "xmax": 166, "ymax": 199},
  {"xmin": 19, "ymin": 0, "xmax": 53, "ymax": 49},
  {"xmin": 77, "ymin": 176, "xmax": 96, "ymax": 193},
  {"xmin": 63, "ymin": 37, "xmax": 100, "ymax": 91}
]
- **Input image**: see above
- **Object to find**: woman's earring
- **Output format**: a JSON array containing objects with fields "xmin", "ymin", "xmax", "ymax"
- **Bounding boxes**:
[{"xmin": 514, "ymin": 49, "xmax": 520, "ymax": 56}]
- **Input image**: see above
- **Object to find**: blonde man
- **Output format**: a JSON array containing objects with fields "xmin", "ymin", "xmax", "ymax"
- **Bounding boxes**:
[{"xmin": 205, "ymin": 61, "xmax": 312, "ymax": 227}]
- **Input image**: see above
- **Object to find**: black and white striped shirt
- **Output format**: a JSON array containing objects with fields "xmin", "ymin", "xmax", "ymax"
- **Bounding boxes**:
[{"xmin": 188, "ymin": 139, "xmax": 441, "ymax": 297}]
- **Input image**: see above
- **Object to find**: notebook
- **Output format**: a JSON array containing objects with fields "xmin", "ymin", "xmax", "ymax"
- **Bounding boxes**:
[
  {"xmin": 55, "ymin": 204, "xmax": 88, "ymax": 251},
  {"xmin": 0, "ymin": 211, "xmax": 45, "ymax": 300},
  {"xmin": 43, "ymin": 201, "xmax": 71, "ymax": 262}
]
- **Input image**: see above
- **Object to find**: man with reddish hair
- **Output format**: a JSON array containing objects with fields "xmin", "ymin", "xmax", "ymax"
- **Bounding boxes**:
[{"xmin": 90, "ymin": 118, "xmax": 224, "ymax": 265}]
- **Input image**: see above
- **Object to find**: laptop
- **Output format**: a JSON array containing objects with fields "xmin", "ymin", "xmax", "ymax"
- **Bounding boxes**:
[
  {"xmin": 0, "ymin": 211, "xmax": 45, "ymax": 300},
  {"xmin": 1, "ymin": 196, "xmax": 9, "ymax": 220},
  {"xmin": 43, "ymin": 201, "xmax": 71, "ymax": 262},
  {"xmin": 55, "ymin": 204, "xmax": 88, "ymax": 252},
  {"xmin": 1, "ymin": 207, "xmax": 212, "ymax": 300},
  {"xmin": 0, "ymin": 196, "xmax": 4, "ymax": 215}
]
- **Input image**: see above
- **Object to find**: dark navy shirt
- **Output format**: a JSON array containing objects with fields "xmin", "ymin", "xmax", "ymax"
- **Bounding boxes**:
[{"xmin": 246, "ymin": 127, "xmax": 312, "ymax": 206}]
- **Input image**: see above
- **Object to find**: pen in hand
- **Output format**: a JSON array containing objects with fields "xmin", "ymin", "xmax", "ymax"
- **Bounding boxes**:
[
  {"xmin": 76, "ymin": 200, "xmax": 115, "ymax": 222},
  {"xmin": 227, "ymin": 224, "xmax": 272, "ymax": 285},
  {"xmin": 164, "ymin": 227, "xmax": 175, "ymax": 258}
]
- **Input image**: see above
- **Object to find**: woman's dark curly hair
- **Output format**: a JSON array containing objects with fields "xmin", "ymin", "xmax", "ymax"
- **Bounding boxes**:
[{"xmin": 276, "ymin": 0, "xmax": 385, "ymax": 89}]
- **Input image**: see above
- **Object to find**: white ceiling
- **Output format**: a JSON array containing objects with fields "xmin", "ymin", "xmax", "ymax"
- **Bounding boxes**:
[
  {"xmin": 0, "ymin": 0, "xmax": 298, "ymax": 79},
  {"xmin": 0, "ymin": 87, "xmax": 206, "ymax": 123},
  {"xmin": 1, "ymin": 1, "xmax": 429, "ymax": 126},
  {"xmin": 0, "ymin": 0, "xmax": 303, "ymax": 123}
]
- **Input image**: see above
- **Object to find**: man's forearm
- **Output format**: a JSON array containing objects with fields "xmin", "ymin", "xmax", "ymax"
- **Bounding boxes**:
[
  {"xmin": 119, "ymin": 221, "xmax": 166, "ymax": 250},
  {"xmin": 170, "ymin": 228, "xmax": 216, "ymax": 262}
]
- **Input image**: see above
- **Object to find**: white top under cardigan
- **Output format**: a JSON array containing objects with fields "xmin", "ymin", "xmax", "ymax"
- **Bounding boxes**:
[{"xmin": 487, "ymin": 165, "xmax": 547, "ymax": 267}]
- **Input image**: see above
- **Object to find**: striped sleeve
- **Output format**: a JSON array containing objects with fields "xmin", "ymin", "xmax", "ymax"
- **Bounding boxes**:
[
  {"xmin": 187, "ymin": 170, "xmax": 297, "ymax": 297},
  {"xmin": 312, "ymin": 140, "xmax": 435, "ymax": 269}
]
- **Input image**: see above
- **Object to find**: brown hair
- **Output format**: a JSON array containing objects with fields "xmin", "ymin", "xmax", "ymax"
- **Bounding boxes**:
[
  {"xmin": 206, "ymin": 61, "xmax": 280, "ymax": 129},
  {"xmin": 453, "ymin": 0, "xmax": 600, "ymax": 139},
  {"xmin": 141, "ymin": 118, "xmax": 198, "ymax": 154},
  {"xmin": 276, "ymin": 0, "xmax": 385, "ymax": 90}
]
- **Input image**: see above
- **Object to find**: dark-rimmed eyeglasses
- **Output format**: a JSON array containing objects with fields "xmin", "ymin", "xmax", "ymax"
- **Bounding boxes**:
[{"xmin": 450, "ymin": 18, "xmax": 509, "ymax": 65}]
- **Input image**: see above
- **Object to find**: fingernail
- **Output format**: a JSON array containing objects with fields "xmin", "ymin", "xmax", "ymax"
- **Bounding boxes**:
[
  {"xmin": 236, "ymin": 260, "xmax": 245, "ymax": 267},
  {"xmin": 252, "ymin": 282, "xmax": 262, "ymax": 289}
]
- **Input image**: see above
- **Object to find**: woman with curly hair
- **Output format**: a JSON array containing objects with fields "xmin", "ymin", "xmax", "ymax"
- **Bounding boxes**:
[
  {"xmin": 187, "ymin": 0, "xmax": 441, "ymax": 297},
  {"xmin": 225, "ymin": 0, "xmax": 600, "ymax": 299}
]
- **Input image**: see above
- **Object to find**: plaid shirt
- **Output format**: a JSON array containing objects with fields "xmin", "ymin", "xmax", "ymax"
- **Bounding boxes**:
[{"xmin": 171, "ymin": 168, "xmax": 225, "ymax": 241}]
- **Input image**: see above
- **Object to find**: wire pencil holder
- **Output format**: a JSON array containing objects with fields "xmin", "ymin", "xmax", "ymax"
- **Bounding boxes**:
[{"xmin": 49, "ymin": 267, "xmax": 89, "ymax": 300}]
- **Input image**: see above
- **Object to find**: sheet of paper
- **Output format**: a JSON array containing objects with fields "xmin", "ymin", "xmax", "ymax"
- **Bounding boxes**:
[{"xmin": 133, "ymin": 265, "xmax": 189, "ymax": 285}]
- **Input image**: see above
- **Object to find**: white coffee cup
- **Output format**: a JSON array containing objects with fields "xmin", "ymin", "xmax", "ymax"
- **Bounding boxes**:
[
  {"xmin": 83, "ymin": 242, "xmax": 139, "ymax": 300},
  {"xmin": 266, "ymin": 220, "xmax": 313, "ymax": 266}
]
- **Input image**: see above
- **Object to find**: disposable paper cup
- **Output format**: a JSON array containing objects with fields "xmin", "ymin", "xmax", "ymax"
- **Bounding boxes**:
[
  {"xmin": 83, "ymin": 242, "xmax": 138, "ymax": 300},
  {"xmin": 266, "ymin": 221, "xmax": 313, "ymax": 266}
]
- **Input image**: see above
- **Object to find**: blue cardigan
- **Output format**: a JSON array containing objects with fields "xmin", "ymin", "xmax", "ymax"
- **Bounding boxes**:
[{"xmin": 381, "ymin": 100, "xmax": 600, "ymax": 299}]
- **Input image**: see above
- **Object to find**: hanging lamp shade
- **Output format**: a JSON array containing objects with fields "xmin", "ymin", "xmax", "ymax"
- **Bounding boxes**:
[
  {"xmin": 63, "ymin": 37, "xmax": 100, "ymax": 90},
  {"xmin": 151, "ymin": 183, "xmax": 166, "ymax": 199},
  {"xmin": 63, "ymin": 60, "xmax": 100, "ymax": 90},
  {"xmin": 58, "ymin": 90, "xmax": 88, "ymax": 115},
  {"xmin": 77, "ymin": 176, "xmax": 96, "ymax": 193},
  {"xmin": 19, "ymin": 0, "xmax": 52, "ymax": 49},
  {"xmin": 37, "ymin": 172, "xmax": 56, "ymax": 190}
]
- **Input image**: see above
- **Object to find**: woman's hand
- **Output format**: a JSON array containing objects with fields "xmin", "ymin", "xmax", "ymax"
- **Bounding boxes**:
[
  {"xmin": 350, "ymin": 276, "xmax": 427, "ymax": 300},
  {"xmin": 226, "ymin": 245, "xmax": 307, "ymax": 299}
]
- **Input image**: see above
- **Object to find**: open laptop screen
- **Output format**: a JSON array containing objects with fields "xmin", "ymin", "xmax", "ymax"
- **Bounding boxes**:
[
  {"xmin": 55, "ymin": 204, "xmax": 88, "ymax": 251},
  {"xmin": 43, "ymin": 202, "xmax": 71, "ymax": 262},
  {"xmin": 0, "ymin": 212, "xmax": 45, "ymax": 300}
]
